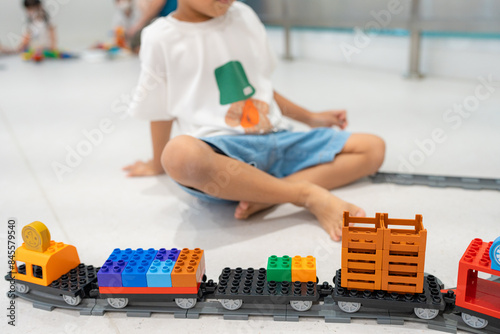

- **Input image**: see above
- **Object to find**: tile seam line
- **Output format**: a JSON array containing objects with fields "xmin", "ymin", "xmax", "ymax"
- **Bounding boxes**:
[{"xmin": 0, "ymin": 106, "xmax": 68, "ymax": 240}]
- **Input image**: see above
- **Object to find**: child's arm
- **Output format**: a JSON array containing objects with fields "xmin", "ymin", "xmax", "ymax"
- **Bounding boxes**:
[
  {"xmin": 274, "ymin": 91, "xmax": 348, "ymax": 130},
  {"xmin": 18, "ymin": 33, "xmax": 31, "ymax": 52},
  {"xmin": 127, "ymin": 0, "xmax": 166, "ymax": 38},
  {"xmin": 123, "ymin": 120, "xmax": 173, "ymax": 176},
  {"xmin": 48, "ymin": 25, "xmax": 57, "ymax": 50}
]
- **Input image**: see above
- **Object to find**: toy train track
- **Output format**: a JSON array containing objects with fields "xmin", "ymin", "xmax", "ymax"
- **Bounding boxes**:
[
  {"xmin": 6, "ymin": 215, "xmax": 500, "ymax": 333},
  {"xmin": 370, "ymin": 172, "xmax": 500, "ymax": 191},
  {"xmin": 9, "ymin": 286, "xmax": 500, "ymax": 334}
]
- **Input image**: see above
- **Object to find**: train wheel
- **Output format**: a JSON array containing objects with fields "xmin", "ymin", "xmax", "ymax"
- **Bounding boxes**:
[
  {"xmin": 107, "ymin": 298, "xmax": 129, "ymax": 309},
  {"xmin": 175, "ymin": 298, "xmax": 197, "ymax": 309},
  {"xmin": 220, "ymin": 299, "xmax": 243, "ymax": 311},
  {"xmin": 290, "ymin": 300, "xmax": 313, "ymax": 312},
  {"xmin": 338, "ymin": 301, "xmax": 361, "ymax": 313},
  {"xmin": 15, "ymin": 283, "xmax": 30, "ymax": 294},
  {"xmin": 461, "ymin": 313, "xmax": 488, "ymax": 329},
  {"xmin": 62, "ymin": 295, "xmax": 82, "ymax": 306},
  {"xmin": 414, "ymin": 307, "xmax": 439, "ymax": 320}
]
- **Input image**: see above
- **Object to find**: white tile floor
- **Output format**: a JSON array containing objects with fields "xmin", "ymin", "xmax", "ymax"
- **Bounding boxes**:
[{"xmin": 0, "ymin": 48, "xmax": 499, "ymax": 334}]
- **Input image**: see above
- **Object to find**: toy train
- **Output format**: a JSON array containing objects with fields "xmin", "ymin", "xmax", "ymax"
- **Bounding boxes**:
[{"xmin": 6, "ymin": 213, "xmax": 500, "ymax": 332}]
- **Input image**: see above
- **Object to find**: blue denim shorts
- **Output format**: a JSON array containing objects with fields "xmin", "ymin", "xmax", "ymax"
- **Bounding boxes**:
[{"xmin": 179, "ymin": 128, "xmax": 351, "ymax": 203}]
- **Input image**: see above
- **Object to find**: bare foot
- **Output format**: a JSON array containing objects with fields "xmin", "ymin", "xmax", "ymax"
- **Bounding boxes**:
[
  {"xmin": 234, "ymin": 201, "xmax": 275, "ymax": 219},
  {"xmin": 301, "ymin": 184, "xmax": 365, "ymax": 241}
]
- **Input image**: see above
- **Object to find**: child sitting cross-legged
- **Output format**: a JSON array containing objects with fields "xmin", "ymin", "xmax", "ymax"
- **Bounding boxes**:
[{"xmin": 124, "ymin": 0, "xmax": 385, "ymax": 241}]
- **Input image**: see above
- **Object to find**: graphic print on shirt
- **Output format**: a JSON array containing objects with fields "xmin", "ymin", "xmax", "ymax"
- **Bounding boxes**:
[{"xmin": 215, "ymin": 61, "xmax": 272, "ymax": 134}]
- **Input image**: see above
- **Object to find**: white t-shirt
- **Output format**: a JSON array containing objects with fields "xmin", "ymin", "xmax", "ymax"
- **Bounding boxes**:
[{"xmin": 129, "ymin": 2, "xmax": 285, "ymax": 138}]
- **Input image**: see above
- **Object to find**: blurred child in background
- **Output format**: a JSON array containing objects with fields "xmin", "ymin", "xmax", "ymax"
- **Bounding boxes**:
[
  {"xmin": 113, "ymin": 0, "xmax": 140, "ymax": 49},
  {"xmin": 19, "ymin": 0, "xmax": 56, "ymax": 52},
  {"xmin": 127, "ymin": 0, "xmax": 177, "ymax": 52}
]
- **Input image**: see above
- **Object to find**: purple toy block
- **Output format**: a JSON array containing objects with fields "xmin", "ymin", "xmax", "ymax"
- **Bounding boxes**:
[
  {"xmin": 97, "ymin": 259, "xmax": 127, "ymax": 287},
  {"xmin": 154, "ymin": 248, "xmax": 180, "ymax": 262}
]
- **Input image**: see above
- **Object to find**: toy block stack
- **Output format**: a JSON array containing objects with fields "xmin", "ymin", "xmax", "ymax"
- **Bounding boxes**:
[
  {"xmin": 341, "ymin": 212, "xmax": 384, "ymax": 290},
  {"xmin": 97, "ymin": 248, "xmax": 133, "ymax": 287},
  {"xmin": 97, "ymin": 247, "xmax": 205, "ymax": 290},
  {"xmin": 380, "ymin": 213, "xmax": 426, "ymax": 294},
  {"xmin": 267, "ymin": 255, "xmax": 317, "ymax": 283},
  {"xmin": 122, "ymin": 248, "xmax": 158, "ymax": 287},
  {"xmin": 341, "ymin": 212, "xmax": 428, "ymax": 294}
]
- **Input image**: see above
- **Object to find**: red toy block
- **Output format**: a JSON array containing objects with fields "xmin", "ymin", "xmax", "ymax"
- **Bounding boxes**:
[
  {"xmin": 455, "ymin": 238, "xmax": 500, "ymax": 320},
  {"xmin": 99, "ymin": 284, "xmax": 200, "ymax": 295}
]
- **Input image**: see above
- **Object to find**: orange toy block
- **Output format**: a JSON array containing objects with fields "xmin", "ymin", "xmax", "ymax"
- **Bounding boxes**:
[
  {"xmin": 13, "ymin": 222, "xmax": 80, "ymax": 286},
  {"xmin": 291, "ymin": 256, "xmax": 316, "ymax": 282},
  {"xmin": 381, "ymin": 270, "xmax": 424, "ymax": 294},
  {"xmin": 342, "ymin": 247, "xmax": 383, "ymax": 271},
  {"xmin": 342, "ymin": 212, "xmax": 385, "ymax": 251},
  {"xmin": 171, "ymin": 248, "xmax": 204, "ymax": 287},
  {"xmin": 382, "ymin": 213, "xmax": 427, "ymax": 253},
  {"xmin": 382, "ymin": 249, "xmax": 425, "ymax": 273},
  {"xmin": 341, "ymin": 267, "xmax": 382, "ymax": 290}
]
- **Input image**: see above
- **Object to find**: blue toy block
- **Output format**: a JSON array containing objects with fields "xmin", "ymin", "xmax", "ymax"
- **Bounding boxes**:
[
  {"xmin": 122, "ymin": 259, "xmax": 151, "ymax": 287},
  {"xmin": 130, "ymin": 248, "xmax": 157, "ymax": 265},
  {"xmin": 154, "ymin": 248, "xmax": 180, "ymax": 262},
  {"xmin": 490, "ymin": 236, "xmax": 500, "ymax": 271},
  {"xmin": 97, "ymin": 259, "xmax": 127, "ymax": 287},
  {"xmin": 121, "ymin": 248, "xmax": 158, "ymax": 287},
  {"xmin": 107, "ymin": 248, "xmax": 134, "ymax": 263},
  {"xmin": 146, "ymin": 259, "xmax": 175, "ymax": 287}
]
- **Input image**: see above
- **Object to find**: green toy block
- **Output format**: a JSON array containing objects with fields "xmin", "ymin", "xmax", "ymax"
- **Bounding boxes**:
[{"xmin": 266, "ymin": 255, "xmax": 292, "ymax": 282}]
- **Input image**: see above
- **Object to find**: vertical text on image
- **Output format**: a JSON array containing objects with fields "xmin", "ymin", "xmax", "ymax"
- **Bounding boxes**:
[{"xmin": 6, "ymin": 218, "xmax": 17, "ymax": 326}]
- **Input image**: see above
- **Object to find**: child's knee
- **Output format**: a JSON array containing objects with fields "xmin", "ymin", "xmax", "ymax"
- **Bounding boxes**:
[
  {"xmin": 369, "ymin": 135, "xmax": 386, "ymax": 171},
  {"xmin": 162, "ymin": 135, "xmax": 208, "ymax": 181}
]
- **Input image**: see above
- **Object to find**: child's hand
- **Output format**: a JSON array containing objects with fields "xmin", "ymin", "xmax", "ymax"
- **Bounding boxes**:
[
  {"xmin": 123, "ymin": 159, "xmax": 165, "ymax": 177},
  {"xmin": 308, "ymin": 110, "xmax": 348, "ymax": 130}
]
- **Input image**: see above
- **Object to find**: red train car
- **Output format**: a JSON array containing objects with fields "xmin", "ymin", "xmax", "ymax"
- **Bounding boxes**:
[{"xmin": 445, "ymin": 237, "xmax": 500, "ymax": 329}]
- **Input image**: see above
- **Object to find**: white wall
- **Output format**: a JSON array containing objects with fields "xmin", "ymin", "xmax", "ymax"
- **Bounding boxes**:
[
  {"xmin": 1, "ymin": 1, "xmax": 499, "ymax": 80},
  {"xmin": 0, "ymin": 0, "xmax": 115, "ymax": 50}
]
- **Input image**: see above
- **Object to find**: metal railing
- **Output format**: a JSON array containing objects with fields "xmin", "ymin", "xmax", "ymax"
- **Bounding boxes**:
[{"xmin": 244, "ymin": 0, "xmax": 500, "ymax": 78}]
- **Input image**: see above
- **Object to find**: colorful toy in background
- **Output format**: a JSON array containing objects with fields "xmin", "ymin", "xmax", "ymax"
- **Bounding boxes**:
[
  {"xmin": 6, "ymin": 214, "xmax": 500, "ymax": 332},
  {"xmin": 115, "ymin": 27, "xmax": 127, "ymax": 49},
  {"xmin": 92, "ymin": 27, "xmax": 130, "ymax": 59},
  {"xmin": 21, "ymin": 49, "xmax": 77, "ymax": 63}
]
